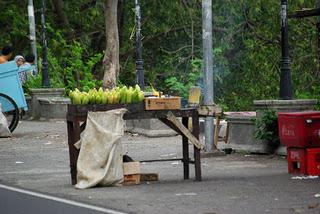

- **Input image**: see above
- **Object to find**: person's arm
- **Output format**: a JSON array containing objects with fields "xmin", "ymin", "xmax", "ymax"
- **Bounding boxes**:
[{"xmin": 18, "ymin": 64, "xmax": 35, "ymax": 73}]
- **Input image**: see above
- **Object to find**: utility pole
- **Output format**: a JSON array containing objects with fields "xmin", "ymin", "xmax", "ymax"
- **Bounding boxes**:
[
  {"xmin": 41, "ymin": 0, "xmax": 50, "ymax": 87},
  {"xmin": 202, "ymin": 0, "xmax": 215, "ymax": 151},
  {"xmin": 135, "ymin": 0, "xmax": 145, "ymax": 90},
  {"xmin": 280, "ymin": 0, "xmax": 293, "ymax": 99},
  {"xmin": 28, "ymin": 0, "xmax": 38, "ymax": 75}
]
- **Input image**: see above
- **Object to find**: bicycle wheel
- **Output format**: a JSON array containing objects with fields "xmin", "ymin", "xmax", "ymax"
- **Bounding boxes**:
[{"xmin": 0, "ymin": 93, "xmax": 20, "ymax": 132}]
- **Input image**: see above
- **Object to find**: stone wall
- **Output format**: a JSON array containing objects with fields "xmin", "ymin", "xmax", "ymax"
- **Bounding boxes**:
[
  {"xmin": 222, "ymin": 99, "xmax": 318, "ymax": 154},
  {"xmin": 220, "ymin": 112, "xmax": 266, "ymax": 153},
  {"xmin": 28, "ymin": 88, "xmax": 69, "ymax": 120}
]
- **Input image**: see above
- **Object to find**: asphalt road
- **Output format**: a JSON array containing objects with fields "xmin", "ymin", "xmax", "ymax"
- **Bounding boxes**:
[
  {"xmin": 0, "ymin": 184, "xmax": 126, "ymax": 214},
  {"xmin": 1, "ymin": 120, "xmax": 320, "ymax": 214}
]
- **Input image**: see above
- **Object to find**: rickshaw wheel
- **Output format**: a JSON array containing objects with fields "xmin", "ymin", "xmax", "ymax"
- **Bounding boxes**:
[{"xmin": 0, "ymin": 93, "xmax": 20, "ymax": 132}]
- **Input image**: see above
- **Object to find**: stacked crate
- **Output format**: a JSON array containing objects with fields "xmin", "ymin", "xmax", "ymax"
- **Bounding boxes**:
[{"xmin": 278, "ymin": 112, "xmax": 320, "ymax": 175}]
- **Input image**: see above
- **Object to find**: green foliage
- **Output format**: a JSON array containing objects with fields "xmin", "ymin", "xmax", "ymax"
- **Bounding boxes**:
[
  {"xmin": 23, "ymin": 75, "xmax": 42, "ymax": 95},
  {"xmin": 23, "ymin": 72, "xmax": 64, "ymax": 96},
  {"xmin": 23, "ymin": 41, "xmax": 102, "ymax": 94},
  {"xmin": 61, "ymin": 42, "xmax": 103, "ymax": 92},
  {"xmin": 164, "ymin": 58, "xmax": 202, "ymax": 98},
  {"xmin": 254, "ymin": 110, "xmax": 280, "ymax": 148},
  {"xmin": 1, "ymin": 0, "xmax": 320, "ymax": 110}
]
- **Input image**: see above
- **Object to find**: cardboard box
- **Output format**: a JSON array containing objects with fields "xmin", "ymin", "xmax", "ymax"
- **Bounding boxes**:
[
  {"xmin": 145, "ymin": 97, "xmax": 181, "ymax": 110},
  {"xmin": 123, "ymin": 162, "xmax": 140, "ymax": 185}
]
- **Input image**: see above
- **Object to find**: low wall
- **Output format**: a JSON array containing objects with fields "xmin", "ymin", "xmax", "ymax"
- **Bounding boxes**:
[
  {"xmin": 221, "ymin": 112, "xmax": 267, "ymax": 153},
  {"xmin": 254, "ymin": 99, "xmax": 317, "ymax": 115},
  {"xmin": 29, "ymin": 88, "xmax": 65, "ymax": 119},
  {"xmin": 38, "ymin": 98, "xmax": 71, "ymax": 120}
]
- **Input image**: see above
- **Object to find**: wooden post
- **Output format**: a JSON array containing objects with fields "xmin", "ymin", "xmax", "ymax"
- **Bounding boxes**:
[
  {"xmin": 182, "ymin": 117, "xmax": 190, "ymax": 179},
  {"xmin": 213, "ymin": 115, "xmax": 221, "ymax": 147}
]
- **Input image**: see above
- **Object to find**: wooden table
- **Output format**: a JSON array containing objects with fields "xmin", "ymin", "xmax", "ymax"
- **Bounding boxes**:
[{"xmin": 66, "ymin": 103, "xmax": 201, "ymax": 185}]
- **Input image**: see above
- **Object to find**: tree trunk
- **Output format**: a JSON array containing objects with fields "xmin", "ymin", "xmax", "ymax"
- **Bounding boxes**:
[
  {"xmin": 51, "ymin": 0, "xmax": 74, "ymax": 39},
  {"xmin": 51, "ymin": 0, "xmax": 69, "ymax": 28},
  {"xmin": 118, "ymin": 0, "xmax": 125, "ymax": 48},
  {"xmin": 103, "ymin": 0, "xmax": 119, "ymax": 90}
]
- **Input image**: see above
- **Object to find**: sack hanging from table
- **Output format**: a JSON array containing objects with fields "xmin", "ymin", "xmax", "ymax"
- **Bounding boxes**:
[{"xmin": 75, "ymin": 108, "xmax": 127, "ymax": 189}]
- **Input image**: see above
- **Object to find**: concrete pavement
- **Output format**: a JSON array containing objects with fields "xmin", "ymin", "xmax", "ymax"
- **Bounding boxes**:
[{"xmin": 0, "ymin": 120, "xmax": 319, "ymax": 214}]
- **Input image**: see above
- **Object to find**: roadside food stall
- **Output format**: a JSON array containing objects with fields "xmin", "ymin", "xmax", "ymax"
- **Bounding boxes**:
[{"xmin": 66, "ymin": 90, "xmax": 207, "ymax": 185}]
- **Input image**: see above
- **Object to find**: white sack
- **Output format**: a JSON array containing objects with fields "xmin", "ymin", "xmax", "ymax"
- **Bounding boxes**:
[
  {"xmin": 0, "ymin": 104, "xmax": 12, "ymax": 137},
  {"xmin": 75, "ymin": 108, "xmax": 127, "ymax": 189}
]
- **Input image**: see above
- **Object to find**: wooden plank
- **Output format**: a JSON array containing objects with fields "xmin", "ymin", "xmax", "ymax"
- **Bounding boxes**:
[
  {"xmin": 123, "ymin": 174, "xmax": 140, "ymax": 185},
  {"xmin": 182, "ymin": 117, "xmax": 190, "ymax": 180},
  {"xmin": 123, "ymin": 162, "xmax": 140, "ymax": 175},
  {"xmin": 197, "ymin": 105, "xmax": 222, "ymax": 117},
  {"xmin": 166, "ymin": 111, "xmax": 203, "ymax": 149},
  {"xmin": 289, "ymin": 8, "xmax": 320, "ymax": 19},
  {"xmin": 224, "ymin": 123, "xmax": 230, "ymax": 144},
  {"xmin": 140, "ymin": 173, "xmax": 159, "ymax": 182},
  {"xmin": 159, "ymin": 118, "xmax": 183, "ymax": 136},
  {"xmin": 214, "ymin": 115, "xmax": 220, "ymax": 147},
  {"xmin": 191, "ymin": 111, "xmax": 201, "ymax": 181},
  {"xmin": 67, "ymin": 103, "xmax": 144, "ymax": 117}
]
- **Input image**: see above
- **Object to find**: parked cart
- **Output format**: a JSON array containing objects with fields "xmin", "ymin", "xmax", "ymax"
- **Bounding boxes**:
[{"xmin": 0, "ymin": 61, "xmax": 30, "ymax": 132}]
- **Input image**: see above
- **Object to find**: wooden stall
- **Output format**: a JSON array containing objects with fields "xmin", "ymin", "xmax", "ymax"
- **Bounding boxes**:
[{"xmin": 66, "ymin": 103, "xmax": 202, "ymax": 185}]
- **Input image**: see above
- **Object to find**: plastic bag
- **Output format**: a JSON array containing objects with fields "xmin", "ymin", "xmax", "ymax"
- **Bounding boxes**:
[{"xmin": 0, "ymin": 104, "xmax": 12, "ymax": 137}]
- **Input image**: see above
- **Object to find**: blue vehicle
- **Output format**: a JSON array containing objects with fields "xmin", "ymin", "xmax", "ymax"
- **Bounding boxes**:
[{"xmin": 0, "ymin": 61, "xmax": 30, "ymax": 132}]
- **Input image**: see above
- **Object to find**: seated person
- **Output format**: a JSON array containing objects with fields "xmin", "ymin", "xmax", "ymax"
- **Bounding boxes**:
[
  {"xmin": 0, "ymin": 46, "xmax": 13, "ymax": 64},
  {"xmin": 15, "ymin": 55, "xmax": 27, "ymax": 83},
  {"xmin": 14, "ymin": 55, "xmax": 25, "ymax": 67},
  {"xmin": 20, "ymin": 54, "xmax": 35, "ymax": 71},
  {"xmin": 18, "ymin": 53, "xmax": 35, "ymax": 84}
]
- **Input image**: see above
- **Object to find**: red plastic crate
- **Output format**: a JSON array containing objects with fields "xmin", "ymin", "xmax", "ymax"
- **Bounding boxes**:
[
  {"xmin": 306, "ymin": 148, "xmax": 320, "ymax": 176},
  {"xmin": 287, "ymin": 147, "xmax": 320, "ymax": 175},
  {"xmin": 287, "ymin": 148, "xmax": 307, "ymax": 174},
  {"xmin": 278, "ymin": 111, "xmax": 320, "ymax": 148}
]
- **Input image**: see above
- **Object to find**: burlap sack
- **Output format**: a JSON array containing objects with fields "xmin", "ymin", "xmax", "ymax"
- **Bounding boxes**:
[{"xmin": 75, "ymin": 108, "xmax": 127, "ymax": 189}]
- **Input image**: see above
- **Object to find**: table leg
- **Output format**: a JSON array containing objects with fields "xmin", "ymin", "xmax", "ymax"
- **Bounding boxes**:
[
  {"xmin": 182, "ymin": 117, "xmax": 189, "ymax": 179},
  {"xmin": 192, "ymin": 112, "xmax": 201, "ymax": 181},
  {"xmin": 67, "ymin": 120, "xmax": 81, "ymax": 185}
]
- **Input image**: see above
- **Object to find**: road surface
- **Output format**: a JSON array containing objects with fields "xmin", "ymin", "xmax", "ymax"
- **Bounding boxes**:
[{"xmin": 0, "ymin": 184, "xmax": 126, "ymax": 214}]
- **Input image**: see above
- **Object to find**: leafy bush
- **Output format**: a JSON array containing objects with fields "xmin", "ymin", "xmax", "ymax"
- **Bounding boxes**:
[
  {"xmin": 254, "ymin": 110, "xmax": 280, "ymax": 150},
  {"xmin": 23, "ymin": 74, "xmax": 64, "ymax": 95},
  {"xmin": 62, "ymin": 42, "xmax": 103, "ymax": 92},
  {"xmin": 24, "ymin": 41, "xmax": 103, "ymax": 95},
  {"xmin": 164, "ymin": 58, "xmax": 202, "ymax": 98}
]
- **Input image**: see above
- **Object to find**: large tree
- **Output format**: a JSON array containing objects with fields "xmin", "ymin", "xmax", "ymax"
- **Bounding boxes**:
[{"xmin": 103, "ymin": 0, "xmax": 119, "ymax": 89}]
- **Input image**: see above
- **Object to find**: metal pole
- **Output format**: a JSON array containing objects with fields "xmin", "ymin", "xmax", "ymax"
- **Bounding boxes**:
[
  {"xmin": 41, "ymin": 0, "xmax": 50, "ymax": 87},
  {"xmin": 280, "ymin": 0, "xmax": 293, "ymax": 99},
  {"xmin": 202, "ymin": 0, "xmax": 215, "ymax": 151},
  {"xmin": 135, "ymin": 0, "xmax": 145, "ymax": 90},
  {"xmin": 28, "ymin": 0, "xmax": 38, "ymax": 75}
]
